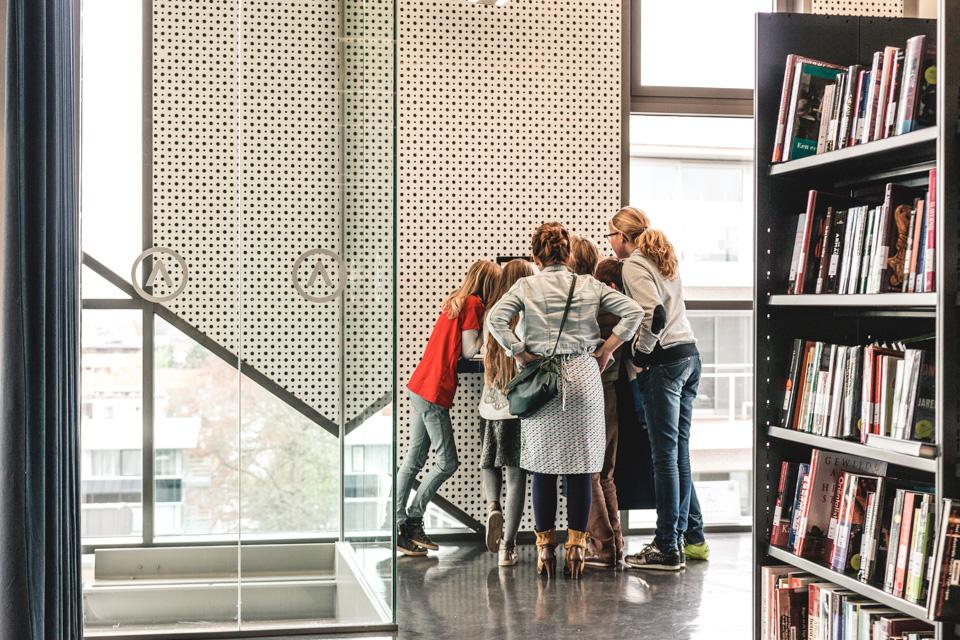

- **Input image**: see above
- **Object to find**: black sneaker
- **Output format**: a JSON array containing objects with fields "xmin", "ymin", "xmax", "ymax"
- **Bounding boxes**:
[
  {"xmin": 405, "ymin": 517, "xmax": 439, "ymax": 551},
  {"xmin": 624, "ymin": 542, "xmax": 684, "ymax": 571},
  {"xmin": 397, "ymin": 524, "xmax": 428, "ymax": 557}
]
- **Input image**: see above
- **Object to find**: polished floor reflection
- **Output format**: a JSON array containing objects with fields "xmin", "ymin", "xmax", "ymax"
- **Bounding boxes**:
[{"xmin": 246, "ymin": 532, "xmax": 751, "ymax": 640}]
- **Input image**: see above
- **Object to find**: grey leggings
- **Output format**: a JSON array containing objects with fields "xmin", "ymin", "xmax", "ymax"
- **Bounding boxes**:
[{"xmin": 481, "ymin": 466, "xmax": 527, "ymax": 546}]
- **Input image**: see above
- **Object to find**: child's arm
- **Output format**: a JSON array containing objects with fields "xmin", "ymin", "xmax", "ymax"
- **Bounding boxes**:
[
  {"xmin": 461, "ymin": 330, "xmax": 481, "ymax": 359},
  {"xmin": 485, "ymin": 281, "xmax": 525, "ymax": 356}
]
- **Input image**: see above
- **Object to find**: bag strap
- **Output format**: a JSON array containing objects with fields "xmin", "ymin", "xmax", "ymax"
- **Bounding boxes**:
[{"xmin": 549, "ymin": 274, "xmax": 577, "ymax": 358}]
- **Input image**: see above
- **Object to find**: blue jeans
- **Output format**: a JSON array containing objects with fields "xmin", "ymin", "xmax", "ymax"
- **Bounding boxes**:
[
  {"xmin": 635, "ymin": 355, "xmax": 702, "ymax": 552},
  {"xmin": 395, "ymin": 391, "xmax": 460, "ymax": 524},
  {"xmin": 630, "ymin": 374, "xmax": 705, "ymax": 546}
]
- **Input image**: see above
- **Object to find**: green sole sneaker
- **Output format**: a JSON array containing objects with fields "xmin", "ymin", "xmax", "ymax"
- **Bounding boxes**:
[{"xmin": 684, "ymin": 541, "xmax": 710, "ymax": 561}]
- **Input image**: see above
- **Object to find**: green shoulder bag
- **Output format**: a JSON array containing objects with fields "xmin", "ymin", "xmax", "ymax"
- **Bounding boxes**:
[{"xmin": 505, "ymin": 274, "xmax": 577, "ymax": 419}]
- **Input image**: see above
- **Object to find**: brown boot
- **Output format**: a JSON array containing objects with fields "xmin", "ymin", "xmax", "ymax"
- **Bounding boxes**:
[
  {"xmin": 564, "ymin": 529, "xmax": 588, "ymax": 579},
  {"xmin": 535, "ymin": 529, "xmax": 557, "ymax": 578}
]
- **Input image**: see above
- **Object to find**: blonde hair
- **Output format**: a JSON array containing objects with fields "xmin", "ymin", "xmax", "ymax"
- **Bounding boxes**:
[
  {"xmin": 611, "ymin": 206, "xmax": 679, "ymax": 280},
  {"xmin": 441, "ymin": 260, "xmax": 501, "ymax": 319},
  {"xmin": 568, "ymin": 235, "xmax": 600, "ymax": 276},
  {"xmin": 484, "ymin": 259, "xmax": 535, "ymax": 392}
]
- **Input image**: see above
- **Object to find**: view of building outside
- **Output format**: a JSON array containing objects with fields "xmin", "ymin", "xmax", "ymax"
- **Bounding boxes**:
[{"xmin": 628, "ymin": 114, "xmax": 753, "ymax": 527}]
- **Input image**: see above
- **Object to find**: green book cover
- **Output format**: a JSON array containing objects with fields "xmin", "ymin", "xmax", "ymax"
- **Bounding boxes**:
[{"xmin": 788, "ymin": 63, "xmax": 845, "ymax": 160}]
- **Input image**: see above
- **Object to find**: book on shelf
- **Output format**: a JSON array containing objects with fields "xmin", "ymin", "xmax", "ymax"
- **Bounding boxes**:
[
  {"xmin": 784, "ymin": 173, "xmax": 937, "ymax": 296},
  {"xmin": 770, "ymin": 34, "xmax": 936, "ymax": 163},
  {"xmin": 794, "ymin": 450, "xmax": 888, "ymax": 563},
  {"xmin": 778, "ymin": 338, "xmax": 934, "ymax": 447},
  {"xmin": 760, "ymin": 568, "xmax": 933, "ymax": 639},
  {"xmin": 928, "ymin": 498, "xmax": 960, "ymax": 619},
  {"xmin": 769, "ymin": 452, "xmax": 936, "ymax": 600}
]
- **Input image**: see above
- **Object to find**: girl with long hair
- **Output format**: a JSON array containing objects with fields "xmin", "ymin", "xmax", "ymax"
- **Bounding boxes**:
[
  {"xmin": 398, "ymin": 260, "xmax": 501, "ymax": 556},
  {"xmin": 607, "ymin": 206, "xmax": 707, "ymax": 571},
  {"xmin": 478, "ymin": 259, "xmax": 536, "ymax": 566}
]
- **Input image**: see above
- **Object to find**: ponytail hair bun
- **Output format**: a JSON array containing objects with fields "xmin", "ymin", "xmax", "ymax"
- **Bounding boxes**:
[{"xmin": 531, "ymin": 222, "xmax": 571, "ymax": 265}]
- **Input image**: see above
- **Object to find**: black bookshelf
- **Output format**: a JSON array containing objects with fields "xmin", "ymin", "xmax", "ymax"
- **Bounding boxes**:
[{"xmin": 753, "ymin": 9, "xmax": 960, "ymax": 640}]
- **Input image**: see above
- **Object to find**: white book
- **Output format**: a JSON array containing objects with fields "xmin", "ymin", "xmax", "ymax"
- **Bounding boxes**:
[
  {"xmin": 890, "ymin": 359, "xmax": 906, "ymax": 438},
  {"xmin": 817, "ymin": 83, "xmax": 837, "ymax": 154},
  {"xmin": 838, "ymin": 207, "xmax": 858, "ymax": 294},
  {"xmin": 869, "ymin": 204, "xmax": 889, "ymax": 294},
  {"xmin": 787, "ymin": 213, "xmax": 807, "ymax": 294},
  {"xmin": 846, "ymin": 207, "xmax": 867, "ymax": 294},
  {"xmin": 900, "ymin": 349, "xmax": 922, "ymax": 439},
  {"xmin": 866, "ymin": 433, "xmax": 937, "ymax": 458},
  {"xmin": 828, "ymin": 346, "xmax": 848, "ymax": 438}
]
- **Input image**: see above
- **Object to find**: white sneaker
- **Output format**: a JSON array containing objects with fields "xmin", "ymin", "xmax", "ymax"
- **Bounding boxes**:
[
  {"xmin": 498, "ymin": 541, "xmax": 518, "ymax": 566},
  {"xmin": 486, "ymin": 507, "xmax": 503, "ymax": 553}
]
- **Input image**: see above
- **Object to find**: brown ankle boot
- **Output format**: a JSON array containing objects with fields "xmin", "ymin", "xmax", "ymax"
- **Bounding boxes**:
[
  {"xmin": 564, "ymin": 529, "xmax": 588, "ymax": 579},
  {"xmin": 535, "ymin": 529, "xmax": 557, "ymax": 578}
]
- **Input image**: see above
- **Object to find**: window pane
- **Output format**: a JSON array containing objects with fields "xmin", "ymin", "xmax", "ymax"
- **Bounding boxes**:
[
  {"xmin": 639, "ymin": 0, "xmax": 771, "ymax": 89},
  {"xmin": 153, "ymin": 317, "xmax": 239, "ymax": 539},
  {"xmin": 628, "ymin": 310, "xmax": 753, "ymax": 528},
  {"xmin": 629, "ymin": 114, "xmax": 753, "ymax": 293},
  {"xmin": 81, "ymin": 310, "xmax": 143, "ymax": 540},
  {"xmin": 80, "ymin": 0, "xmax": 142, "ymax": 279}
]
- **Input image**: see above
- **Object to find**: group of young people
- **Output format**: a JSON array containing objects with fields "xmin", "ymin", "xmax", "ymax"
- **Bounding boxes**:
[{"xmin": 394, "ymin": 206, "xmax": 708, "ymax": 578}]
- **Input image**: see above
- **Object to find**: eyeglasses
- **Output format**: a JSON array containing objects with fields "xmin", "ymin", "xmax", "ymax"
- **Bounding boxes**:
[{"xmin": 604, "ymin": 232, "xmax": 619, "ymax": 238}]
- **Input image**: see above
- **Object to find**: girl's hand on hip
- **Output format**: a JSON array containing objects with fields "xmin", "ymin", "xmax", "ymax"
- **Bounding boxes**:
[
  {"xmin": 592, "ymin": 348, "xmax": 612, "ymax": 373},
  {"xmin": 514, "ymin": 351, "xmax": 540, "ymax": 367}
]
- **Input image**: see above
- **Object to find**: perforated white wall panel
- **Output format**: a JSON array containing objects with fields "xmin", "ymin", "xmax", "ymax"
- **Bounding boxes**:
[
  {"xmin": 152, "ymin": 0, "xmax": 393, "ymax": 428},
  {"xmin": 397, "ymin": 0, "xmax": 623, "ymax": 529},
  {"xmin": 811, "ymin": 0, "xmax": 903, "ymax": 16}
]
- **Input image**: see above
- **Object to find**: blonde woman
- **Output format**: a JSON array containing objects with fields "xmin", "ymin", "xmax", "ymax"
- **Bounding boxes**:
[
  {"xmin": 398, "ymin": 260, "xmax": 502, "ymax": 556},
  {"xmin": 478, "ymin": 259, "xmax": 535, "ymax": 566},
  {"xmin": 486, "ymin": 223, "xmax": 642, "ymax": 579},
  {"xmin": 607, "ymin": 206, "xmax": 703, "ymax": 572}
]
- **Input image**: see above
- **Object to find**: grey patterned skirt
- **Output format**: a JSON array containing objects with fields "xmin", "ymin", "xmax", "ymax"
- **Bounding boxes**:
[
  {"xmin": 519, "ymin": 352, "xmax": 605, "ymax": 475},
  {"xmin": 479, "ymin": 418, "xmax": 522, "ymax": 469}
]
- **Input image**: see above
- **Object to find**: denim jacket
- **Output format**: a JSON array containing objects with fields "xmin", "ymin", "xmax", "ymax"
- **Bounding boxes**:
[{"xmin": 486, "ymin": 265, "xmax": 643, "ymax": 357}]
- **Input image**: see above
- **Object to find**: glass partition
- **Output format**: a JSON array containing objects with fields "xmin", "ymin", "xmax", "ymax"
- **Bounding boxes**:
[{"xmin": 80, "ymin": 0, "xmax": 396, "ymax": 634}]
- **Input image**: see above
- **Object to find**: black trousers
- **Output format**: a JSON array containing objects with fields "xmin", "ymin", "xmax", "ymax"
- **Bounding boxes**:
[{"xmin": 532, "ymin": 472, "xmax": 592, "ymax": 532}]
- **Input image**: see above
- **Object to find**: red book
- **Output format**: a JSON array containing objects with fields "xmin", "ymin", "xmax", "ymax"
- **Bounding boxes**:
[
  {"xmin": 873, "ymin": 47, "xmax": 899, "ymax": 141},
  {"xmin": 925, "ymin": 168, "xmax": 937, "ymax": 292},
  {"xmin": 893, "ymin": 493, "xmax": 919, "ymax": 597}
]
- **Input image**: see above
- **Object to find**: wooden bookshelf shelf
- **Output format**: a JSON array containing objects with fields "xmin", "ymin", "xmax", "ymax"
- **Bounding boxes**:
[
  {"xmin": 765, "ymin": 545, "xmax": 932, "ymax": 623},
  {"xmin": 768, "ymin": 127, "xmax": 936, "ymax": 180},
  {"xmin": 767, "ymin": 293, "xmax": 936, "ymax": 308},
  {"xmin": 766, "ymin": 426, "xmax": 938, "ymax": 472}
]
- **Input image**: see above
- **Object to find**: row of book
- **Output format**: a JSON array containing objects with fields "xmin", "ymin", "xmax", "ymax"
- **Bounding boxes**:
[
  {"xmin": 786, "ymin": 171, "xmax": 936, "ymax": 296},
  {"xmin": 761, "ymin": 566, "xmax": 933, "ymax": 639},
  {"xmin": 772, "ymin": 34, "xmax": 936, "ymax": 162},
  {"xmin": 769, "ymin": 449, "xmax": 960, "ymax": 617},
  {"xmin": 781, "ymin": 339, "xmax": 935, "ymax": 457}
]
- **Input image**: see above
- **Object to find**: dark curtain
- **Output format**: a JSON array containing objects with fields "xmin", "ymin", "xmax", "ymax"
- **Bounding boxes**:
[{"xmin": 0, "ymin": 0, "xmax": 82, "ymax": 637}]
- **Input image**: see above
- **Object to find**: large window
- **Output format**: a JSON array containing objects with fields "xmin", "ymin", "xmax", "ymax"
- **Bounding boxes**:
[{"xmin": 627, "ymin": 112, "xmax": 754, "ymax": 527}]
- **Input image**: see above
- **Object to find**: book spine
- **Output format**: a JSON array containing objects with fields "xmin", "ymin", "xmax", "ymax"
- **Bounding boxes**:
[
  {"xmin": 862, "ymin": 52, "xmax": 883, "ymax": 144},
  {"xmin": 796, "ymin": 191, "xmax": 818, "ymax": 295},
  {"xmin": 902, "ymin": 205, "xmax": 918, "ymax": 292},
  {"xmin": 906, "ymin": 496, "xmax": 932, "ymax": 603},
  {"xmin": 860, "ymin": 344, "xmax": 875, "ymax": 444},
  {"xmin": 894, "ymin": 494, "xmax": 918, "ymax": 597},
  {"xmin": 773, "ymin": 54, "xmax": 799, "ymax": 163},
  {"xmin": 826, "ymin": 73, "xmax": 844, "ymax": 152},
  {"xmin": 884, "ymin": 489, "xmax": 906, "ymax": 593},
  {"xmin": 787, "ymin": 214, "xmax": 807, "ymax": 295},
  {"xmin": 815, "ymin": 207, "xmax": 834, "ymax": 294},
  {"xmin": 874, "ymin": 47, "xmax": 897, "ymax": 141},
  {"xmin": 914, "ymin": 203, "xmax": 927, "ymax": 293},
  {"xmin": 818, "ymin": 83, "xmax": 838, "ymax": 154},
  {"xmin": 783, "ymin": 61, "xmax": 805, "ymax": 162},
  {"xmin": 924, "ymin": 168, "xmax": 936, "ymax": 292},
  {"xmin": 883, "ymin": 48, "xmax": 904, "ymax": 139},
  {"xmin": 782, "ymin": 338, "xmax": 804, "ymax": 428},
  {"xmin": 770, "ymin": 460, "xmax": 791, "ymax": 547},
  {"xmin": 825, "ymin": 209, "xmax": 846, "ymax": 294},
  {"xmin": 838, "ymin": 65, "xmax": 860, "ymax": 148},
  {"xmin": 896, "ymin": 36, "xmax": 926, "ymax": 135}
]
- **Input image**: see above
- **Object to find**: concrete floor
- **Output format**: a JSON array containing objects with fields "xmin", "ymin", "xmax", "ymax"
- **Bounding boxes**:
[{"xmin": 252, "ymin": 532, "xmax": 752, "ymax": 640}]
